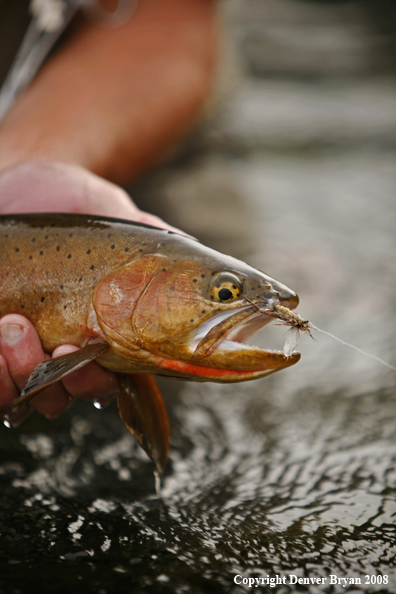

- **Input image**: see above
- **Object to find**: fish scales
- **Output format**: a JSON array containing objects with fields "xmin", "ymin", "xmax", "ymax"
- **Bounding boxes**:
[{"xmin": 1, "ymin": 214, "xmax": 183, "ymax": 350}]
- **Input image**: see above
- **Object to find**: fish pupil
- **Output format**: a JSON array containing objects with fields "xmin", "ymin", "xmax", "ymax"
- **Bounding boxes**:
[{"xmin": 219, "ymin": 288, "xmax": 233, "ymax": 301}]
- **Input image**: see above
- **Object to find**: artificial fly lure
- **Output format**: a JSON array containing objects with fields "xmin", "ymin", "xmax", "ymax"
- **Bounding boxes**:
[{"xmin": 265, "ymin": 303, "xmax": 396, "ymax": 372}]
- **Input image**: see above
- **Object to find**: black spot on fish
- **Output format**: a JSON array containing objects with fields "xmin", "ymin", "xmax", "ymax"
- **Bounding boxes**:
[
  {"xmin": 174, "ymin": 259, "xmax": 177, "ymax": 262},
  {"xmin": 32, "ymin": 238, "xmax": 35, "ymax": 242},
  {"xmin": 69, "ymin": 233, "xmax": 73, "ymax": 237},
  {"xmin": 193, "ymin": 279, "xmax": 197, "ymax": 283},
  {"xmin": 60, "ymin": 285, "xmax": 64, "ymax": 290},
  {"xmin": 15, "ymin": 248, "xmax": 19, "ymax": 252},
  {"xmin": 40, "ymin": 251, "xmax": 43, "ymax": 255},
  {"xmin": 190, "ymin": 319, "xmax": 194, "ymax": 323},
  {"xmin": 201, "ymin": 274, "xmax": 205, "ymax": 278},
  {"xmin": 142, "ymin": 243, "xmax": 146, "ymax": 246},
  {"xmin": 111, "ymin": 245, "xmax": 115, "ymax": 249},
  {"xmin": 216, "ymin": 283, "xmax": 220, "ymax": 288},
  {"xmin": 67, "ymin": 254, "xmax": 72, "ymax": 259},
  {"xmin": 139, "ymin": 249, "xmax": 143, "ymax": 253},
  {"xmin": 29, "ymin": 255, "xmax": 32, "ymax": 259},
  {"xmin": 79, "ymin": 277, "xmax": 82, "ymax": 282},
  {"xmin": 162, "ymin": 268, "xmax": 166, "ymax": 272},
  {"xmin": 90, "ymin": 265, "xmax": 95, "ymax": 270},
  {"xmin": 64, "ymin": 305, "xmax": 67, "ymax": 310},
  {"xmin": 201, "ymin": 310, "xmax": 206, "ymax": 314},
  {"xmin": 56, "ymin": 246, "xmax": 60, "ymax": 251},
  {"xmin": 20, "ymin": 305, "xmax": 24, "ymax": 309},
  {"xmin": 232, "ymin": 284, "xmax": 237, "ymax": 289},
  {"xmin": 87, "ymin": 249, "xmax": 91, "ymax": 254},
  {"xmin": 107, "ymin": 233, "xmax": 112, "ymax": 238},
  {"xmin": 41, "ymin": 297, "xmax": 45, "ymax": 302},
  {"xmin": 125, "ymin": 247, "xmax": 129, "ymax": 252},
  {"xmin": 45, "ymin": 235, "xmax": 48, "ymax": 239}
]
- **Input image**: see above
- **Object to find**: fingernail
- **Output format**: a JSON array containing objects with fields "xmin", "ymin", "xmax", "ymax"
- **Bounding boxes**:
[{"xmin": 0, "ymin": 323, "xmax": 24, "ymax": 345}]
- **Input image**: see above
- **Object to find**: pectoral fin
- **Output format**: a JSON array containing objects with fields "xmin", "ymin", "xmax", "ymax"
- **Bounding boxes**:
[
  {"xmin": 117, "ymin": 374, "xmax": 170, "ymax": 475},
  {"xmin": 9, "ymin": 340, "xmax": 109, "ymax": 412}
]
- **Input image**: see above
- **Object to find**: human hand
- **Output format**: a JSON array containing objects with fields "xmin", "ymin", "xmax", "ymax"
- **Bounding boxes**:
[{"xmin": 0, "ymin": 159, "xmax": 179, "ymax": 425}]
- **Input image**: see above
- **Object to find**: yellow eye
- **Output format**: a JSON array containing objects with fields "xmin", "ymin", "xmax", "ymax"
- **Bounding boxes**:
[{"xmin": 210, "ymin": 272, "xmax": 242, "ymax": 302}]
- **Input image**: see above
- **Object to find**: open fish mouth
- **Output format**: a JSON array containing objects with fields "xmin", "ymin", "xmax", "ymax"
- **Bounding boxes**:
[
  {"xmin": 190, "ymin": 306, "xmax": 271, "ymax": 357},
  {"xmin": 153, "ymin": 304, "xmax": 301, "ymax": 382}
]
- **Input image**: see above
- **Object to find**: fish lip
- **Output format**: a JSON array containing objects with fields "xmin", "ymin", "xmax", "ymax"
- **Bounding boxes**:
[{"xmin": 152, "ymin": 349, "xmax": 301, "ymax": 382}]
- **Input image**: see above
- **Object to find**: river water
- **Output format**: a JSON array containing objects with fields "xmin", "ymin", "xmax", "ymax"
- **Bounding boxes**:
[{"xmin": 1, "ymin": 1, "xmax": 396, "ymax": 593}]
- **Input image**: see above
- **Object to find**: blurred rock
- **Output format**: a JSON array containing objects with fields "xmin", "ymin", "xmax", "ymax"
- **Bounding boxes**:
[
  {"xmin": 131, "ymin": 160, "xmax": 254, "ymax": 259},
  {"xmin": 204, "ymin": 77, "xmax": 396, "ymax": 151},
  {"xmin": 222, "ymin": 0, "xmax": 396, "ymax": 76}
]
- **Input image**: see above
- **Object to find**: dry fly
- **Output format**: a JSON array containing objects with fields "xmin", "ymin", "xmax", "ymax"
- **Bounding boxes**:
[{"xmin": 242, "ymin": 296, "xmax": 396, "ymax": 372}]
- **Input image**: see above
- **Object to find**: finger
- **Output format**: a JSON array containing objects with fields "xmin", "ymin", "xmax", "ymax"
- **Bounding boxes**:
[
  {"xmin": 52, "ymin": 345, "xmax": 118, "ymax": 407},
  {"xmin": 0, "ymin": 354, "xmax": 19, "ymax": 409},
  {"xmin": 0, "ymin": 354, "xmax": 32, "ymax": 426},
  {"xmin": 0, "ymin": 315, "xmax": 72, "ymax": 419}
]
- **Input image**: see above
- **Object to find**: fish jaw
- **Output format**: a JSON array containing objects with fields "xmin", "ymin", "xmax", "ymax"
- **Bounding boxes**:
[
  {"xmin": 152, "ymin": 351, "xmax": 300, "ymax": 382},
  {"xmin": 148, "ymin": 306, "xmax": 300, "ymax": 382}
]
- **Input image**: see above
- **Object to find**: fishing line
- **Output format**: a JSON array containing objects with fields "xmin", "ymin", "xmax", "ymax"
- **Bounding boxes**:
[{"xmin": 307, "ymin": 323, "xmax": 396, "ymax": 372}]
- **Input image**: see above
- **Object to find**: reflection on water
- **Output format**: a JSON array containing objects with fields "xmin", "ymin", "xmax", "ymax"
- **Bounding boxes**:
[
  {"xmin": 1, "ymin": 1, "xmax": 396, "ymax": 592},
  {"xmin": 1, "ymin": 373, "xmax": 396, "ymax": 593}
]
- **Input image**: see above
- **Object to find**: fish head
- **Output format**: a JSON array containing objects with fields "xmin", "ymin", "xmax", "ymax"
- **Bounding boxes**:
[{"xmin": 92, "ymin": 236, "xmax": 300, "ymax": 381}]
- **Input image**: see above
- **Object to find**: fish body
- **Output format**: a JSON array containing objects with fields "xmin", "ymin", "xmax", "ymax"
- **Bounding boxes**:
[{"xmin": 0, "ymin": 214, "xmax": 300, "ymax": 472}]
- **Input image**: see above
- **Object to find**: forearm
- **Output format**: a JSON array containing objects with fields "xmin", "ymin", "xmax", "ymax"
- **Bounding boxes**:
[{"xmin": 0, "ymin": 0, "xmax": 218, "ymax": 184}]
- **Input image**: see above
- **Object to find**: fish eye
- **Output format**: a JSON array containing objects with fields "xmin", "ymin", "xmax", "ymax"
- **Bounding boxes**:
[{"xmin": 210, "ymin": 272, "xmax": 243, "ymax": 302}]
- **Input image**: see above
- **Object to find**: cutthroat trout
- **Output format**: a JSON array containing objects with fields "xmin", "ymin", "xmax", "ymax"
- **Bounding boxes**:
[{"xmin": 0, "ymin": 214, "xmax": 300, "ymax": 473}]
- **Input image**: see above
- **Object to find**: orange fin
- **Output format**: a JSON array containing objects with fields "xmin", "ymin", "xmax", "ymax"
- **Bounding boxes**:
[
  {"xmin": 9, "ymin": 340, "xmax": 109, "ymax": 412},
  {"xmin": 117, "ymin": 374, "xmax": 170, "ymax": 476}
]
